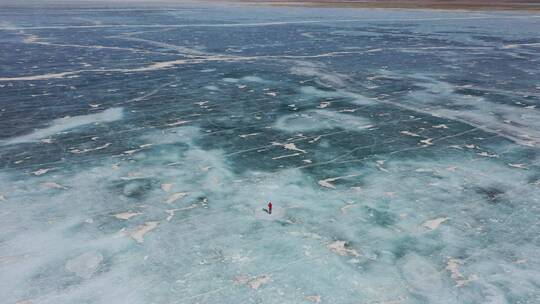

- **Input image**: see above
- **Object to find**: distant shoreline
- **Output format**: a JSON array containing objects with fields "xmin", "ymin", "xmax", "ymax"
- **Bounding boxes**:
[
  {"xmin": 1, "ymin": 0, "xmax": 540, "ymax": 11},
  {"xmin": 237, "ymin": 0, "xmax": 540, "ymax": 11}
]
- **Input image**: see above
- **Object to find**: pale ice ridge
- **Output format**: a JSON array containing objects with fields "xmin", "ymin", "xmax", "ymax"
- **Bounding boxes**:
[
  {"xmin": 2, "ymin": 107, "xmax": 123, "ymax": 145},
  {"xmin": 274, "ymin": 110, "xmax": 373, "ymax": 133}
]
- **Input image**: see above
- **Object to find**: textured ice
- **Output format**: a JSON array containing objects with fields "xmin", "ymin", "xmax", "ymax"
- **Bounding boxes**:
[
  {"xmin": 65, "ymin": 251, "xmax": 104, "ymax": 279},
  {"xmin": 274, "ymin": 110, "xmax": 373, "ymax": 132},
  {"xmin": 2, "ymin": 107, "xmax": 123, "ymax": 145},
  {"xmin": 0, "ymin": 4, "xmax": 540, "ymax": 304}
]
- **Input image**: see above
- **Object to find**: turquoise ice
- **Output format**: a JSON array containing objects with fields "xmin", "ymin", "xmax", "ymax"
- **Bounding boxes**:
[{"xmin": 0, "ymin": 4, "xmax": 539, "ymax": 304}]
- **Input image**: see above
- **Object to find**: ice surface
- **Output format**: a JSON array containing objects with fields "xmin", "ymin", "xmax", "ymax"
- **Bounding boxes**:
[
  {"xmin": 274, "ymin": 110, "xmax": 373, "ymax": 132},
  {"xmin": 2, "ymin": 107, "xmax": 123, "ymax": 145},
  {"xmin": 0, "ymin": 5, "xmax": 539, "ymax": 304},
  {"xmin": 65, "ymin": 251, "xmax": 104, "ymax": 279}
]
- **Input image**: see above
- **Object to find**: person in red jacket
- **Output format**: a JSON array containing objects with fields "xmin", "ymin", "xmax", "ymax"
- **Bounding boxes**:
[{"xmin": 268, "ymin": 202, "xmax": 272, "ymax": 215}]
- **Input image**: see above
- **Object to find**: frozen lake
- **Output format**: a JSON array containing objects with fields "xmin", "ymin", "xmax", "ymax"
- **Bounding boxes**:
[{"xmin": 0, "ymin": 5, "xmax": 539, "ymax": 304}]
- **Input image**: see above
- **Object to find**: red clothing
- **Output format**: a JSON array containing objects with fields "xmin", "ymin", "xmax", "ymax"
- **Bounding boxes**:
[{"xmin": 268, "ymin": 202, "xmax": 272, "ymax": 211}]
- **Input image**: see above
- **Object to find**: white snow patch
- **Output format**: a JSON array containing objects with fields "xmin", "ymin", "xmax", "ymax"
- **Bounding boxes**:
[
  {"xmin": 164, "ymin": 192, "xmax": 189, "ymax": 204},
  {"xmin": 114, "ymin": 211, "xmax": 142, "ymax": 220},
  {"xmin": 161, "ymin": 183, "xmax": 174, "ymax": 193},
  {"xmin": 3, "ymin": 108, "xmax": 123, "ymax": 145},
  {"xmin": 327, "ymin": 240, "xmax": 361, "ymax": 257},
  {"xmin": 422, "ymin": 217, "xmax": 449, "ymax": 230},
  {"xmin": 65, "ymin": 251, "xmax": 103, "ymax": 279},
  {"xmin": 130, "ymin": 221, "xmax": 159, "ymax": 243}
]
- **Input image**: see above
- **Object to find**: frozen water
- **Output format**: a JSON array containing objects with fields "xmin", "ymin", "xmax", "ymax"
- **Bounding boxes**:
[
  {"xmin": 2, "ymin": 107, "xmax": 123, "ymax": 145},
  {"xmin": 274, "ymin": 110, "xmax": 373, "ymax": 132},
  {"xmin": 0, "ymin": 4, "xmax": 539, "ymax": 304},
  {"xmin": 65, "ymin": 251, "xmax": 104, "ymax": 279}
]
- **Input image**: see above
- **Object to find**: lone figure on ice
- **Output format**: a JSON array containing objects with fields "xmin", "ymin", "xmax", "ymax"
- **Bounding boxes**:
[{"xmin": 268, "ymin": 202, "xmax": 273, "ymax": 215}]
